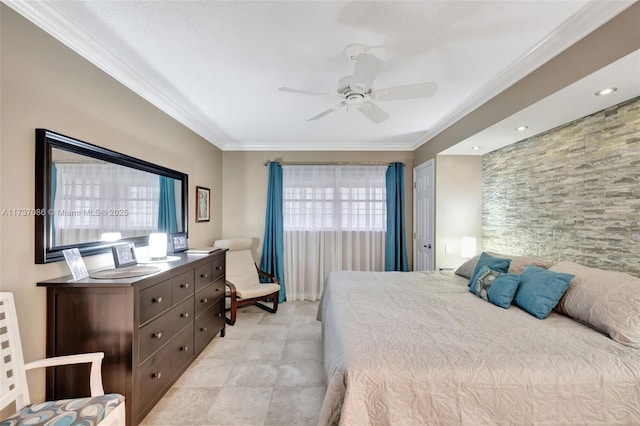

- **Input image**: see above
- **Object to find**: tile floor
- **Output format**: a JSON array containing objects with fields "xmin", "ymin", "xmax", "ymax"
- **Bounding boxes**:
[{"xmin": 140, "ymin": 301, "xmax": 325, "ymax": 426}]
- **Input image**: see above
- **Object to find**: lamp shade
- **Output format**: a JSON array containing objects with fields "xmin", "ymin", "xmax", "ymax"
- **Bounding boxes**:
[
  {"xmin": 148, "ymin": 233, "xmax": 168, "ymax": 260},
  {"xmin": 461, "ymin": 237, "xmax": 477, "ymax": 258}
]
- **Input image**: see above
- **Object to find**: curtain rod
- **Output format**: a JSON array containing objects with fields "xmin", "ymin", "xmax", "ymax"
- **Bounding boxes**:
[{"xmin": 264, "ymin": 161, "xmax": 401, "ymax": 166}]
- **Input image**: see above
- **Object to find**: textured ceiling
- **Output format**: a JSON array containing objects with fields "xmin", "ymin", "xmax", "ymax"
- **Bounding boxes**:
[{"xmin": 8, "ymin": 1, "xmax": 636, "ymax": 151}]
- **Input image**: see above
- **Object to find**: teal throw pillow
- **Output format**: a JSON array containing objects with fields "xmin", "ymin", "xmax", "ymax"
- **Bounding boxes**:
[
  {"xmin": 514, "ymin": 265, "xmax": 574, "ymax": 319},
  {"xmin": 469, "ymin": 265, "xmax": 521, "ymax": 309},
  {"xmin": 468, "ymin": 252, "xmax": 511, "ymax": 288}
]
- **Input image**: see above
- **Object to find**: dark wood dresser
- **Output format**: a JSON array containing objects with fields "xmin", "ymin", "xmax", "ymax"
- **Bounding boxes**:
[{"xmin": 37, "ymin": 250, "xmax": 226, "ymax": 426}]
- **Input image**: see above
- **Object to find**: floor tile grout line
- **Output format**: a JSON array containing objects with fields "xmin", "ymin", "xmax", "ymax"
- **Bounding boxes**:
[{"xmin": 141, "ymin": 301, "xmax": 323, "ymax": 426}]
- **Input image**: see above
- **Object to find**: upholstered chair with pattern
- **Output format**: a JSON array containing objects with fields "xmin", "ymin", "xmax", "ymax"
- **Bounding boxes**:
[{"xmin": 0, "ymin": 292, "xmax": 125, "ymax": 426}]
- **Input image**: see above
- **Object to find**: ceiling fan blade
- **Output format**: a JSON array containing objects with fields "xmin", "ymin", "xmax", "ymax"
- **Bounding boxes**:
[
  {"xmin": 350, "ymin": 53, "xmax": 384, "ymax": 93},
  {"xmin": 371, "ymin": 82, "xmax": 438, "ymax": 101},
  {"xmin": 358, "ymin": 101, "xmax": 389, "ymax": 124},
  {"xmin": 279, "ymin": 87, "xmax": 338, "ymax": 97},
  {"xmin": 307, "ymin": 101, "xmax": 347, "ymax": 121}
]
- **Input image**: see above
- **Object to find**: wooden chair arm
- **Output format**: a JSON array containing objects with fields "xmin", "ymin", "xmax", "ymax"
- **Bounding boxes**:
[
  {"xmin": 256, "ymin": 267, "xmax": 278, "ymax": 284},
  {"xmin": 225, "ymin": 280, "xmax": 237, "ymax": 296},
  {"xmin": 24, "ymin": 352, "xmax": 105, "ymax": 396},
  {"xmin": 224, "ymin": 281, "xmax": 238, "ymax": 325}
]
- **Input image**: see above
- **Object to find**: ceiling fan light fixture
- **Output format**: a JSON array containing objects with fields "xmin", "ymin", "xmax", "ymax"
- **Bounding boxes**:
[{"xmin": 346, "ymin": 93, "xmax": 364, "ymax": 107}]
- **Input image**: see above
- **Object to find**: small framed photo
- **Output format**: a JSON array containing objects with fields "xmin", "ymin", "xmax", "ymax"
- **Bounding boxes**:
[
  {"xmin": 196, "ymin": 186, "xmax": 210, "ymax": 222},
  {"xmin": 62, "ymin": 248, "xmax": 89, "ymax": 281},
  {"xmin": 170, "ymin": 232, "xmax": 189, "ymax": 253},
  {"xmin": 112, "ymin": 242, "xmax": 137, "ymax": 268}
]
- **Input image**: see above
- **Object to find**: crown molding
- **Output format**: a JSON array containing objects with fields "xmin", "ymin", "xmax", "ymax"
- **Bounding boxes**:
[
  {"xmin": 5, "ymin": 0, "xmax": 633, "ymax": 153},
  {"xmin": 410, "ymin": 0, "xmax": 636, "ymax": 150},
  {"xmin": 219, "ymin": 139, "xmax": 415, "ymax": 152},
  {"xmin": 3, "ymin": 0, "xmax": 225, "ymax": 149}
]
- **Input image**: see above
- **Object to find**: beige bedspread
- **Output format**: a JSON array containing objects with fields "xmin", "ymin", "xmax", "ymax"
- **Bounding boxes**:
[{"xmin": 318, "ymin": 271, "xmax": 640, "ymax": 425}]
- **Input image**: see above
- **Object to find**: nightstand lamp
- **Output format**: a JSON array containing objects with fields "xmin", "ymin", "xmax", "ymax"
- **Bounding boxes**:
[{"xmin": 461, "ymin": 237, "xmax": 477, "ymax": 258}]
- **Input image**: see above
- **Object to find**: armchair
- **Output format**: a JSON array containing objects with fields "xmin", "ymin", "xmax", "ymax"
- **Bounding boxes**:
[
  {"xmin": 0, "ymin": 292, "xmax": 125, "ymax": 426},
  {"xmin": 213, "ymin": 238, "xmax": 280, "ymax": 325}
]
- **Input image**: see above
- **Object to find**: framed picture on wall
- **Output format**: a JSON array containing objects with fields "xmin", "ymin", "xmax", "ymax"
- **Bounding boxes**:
[{"xmin": 196, "ymin": 186, "xmax": 210, "ymax": 222}]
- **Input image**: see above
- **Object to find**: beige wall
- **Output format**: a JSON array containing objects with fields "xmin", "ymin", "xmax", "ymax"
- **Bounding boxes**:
[
  {"xmin": 222, "ymin": 151, "xmax": 414, "ymax": 268},
  {"xmin": 413, "ymin": 2, "xmax": 640, "ymax": 164},
  {"xmin": 434, "ymin": 156, "xmax": 483, "ymax": 270},
  {"xmin": 0, "ymin": 5, "xmax": 222, "ymax": 403}
]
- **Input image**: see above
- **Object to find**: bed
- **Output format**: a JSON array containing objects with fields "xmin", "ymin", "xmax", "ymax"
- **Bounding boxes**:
[{"xmin": 318, "ymin": 269, "xmax": 640, "ymax": 425}]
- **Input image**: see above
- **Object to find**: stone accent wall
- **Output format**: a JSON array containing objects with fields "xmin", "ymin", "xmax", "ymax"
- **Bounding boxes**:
[{"xmin": 483, "ymin": 96, "xmax": 640, "ymax": 277}]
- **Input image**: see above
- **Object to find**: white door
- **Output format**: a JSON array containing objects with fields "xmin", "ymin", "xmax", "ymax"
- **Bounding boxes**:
[{"xmin": 413, "ymin": 160, "xmax": 435, "ymax": 271}]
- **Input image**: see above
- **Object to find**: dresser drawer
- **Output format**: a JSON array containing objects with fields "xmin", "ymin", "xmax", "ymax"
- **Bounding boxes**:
[
  {"xmin": 194, "ymin": 263, "xmax": 212, "ymax": 291},
  {"xmin": 195, "ymin": 299, "xmax": 225, "ymax": 353},
  {"xmin": 195, "ymin": 282, "xmax": 223, "ymax": 318},
  {"xmin": 211, "ymin": 277, "xmax": 224, "ymax": 297},
  {"xmin": 139, "ymin": 297, "xmax": 194, "ymax": 362},
  {"xmin": 211, "ymin": 255, "xmax": 225, "ymax": 281},
  {"xmin": 139, "ymin": 279, "xmax": 172, "ymax": 325},
  {"xmin": 138, "ymin": 324, "xmax": 193, "ymax": 414},
  {"xmin": 172, "ymin": 270, "xmax": 194, "ymax": 304}
]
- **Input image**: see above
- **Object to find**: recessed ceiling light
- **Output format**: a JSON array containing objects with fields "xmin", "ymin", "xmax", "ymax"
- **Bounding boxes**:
[
  {"xmin": 595, "ymin": 87, "xmax": 617, "ymax": 96},
  {"xmin": 471, "ymin": 146, "xmax": 481, "ymax": 151},
  {"xmin": 515, "ymin": 126, "xmax": 528, "ymax": 132}
]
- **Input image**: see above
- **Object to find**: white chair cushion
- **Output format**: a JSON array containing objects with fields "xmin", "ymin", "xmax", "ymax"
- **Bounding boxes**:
[
  {"xmin": 235, "ymin": 284, "xmax": 281, "ymax": 300},
  {"xmin": 225, "ymin": 250, "xmax": 260, "ymax": 290},
  {"xmin": 214, "ymin": 238, "xmax": 279, "ymax": 301}
]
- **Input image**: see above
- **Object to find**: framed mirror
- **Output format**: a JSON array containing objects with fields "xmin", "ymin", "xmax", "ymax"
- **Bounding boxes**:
[{"xmin": 35, "ymin": 129, "xmax": 188, "ymax": 263}]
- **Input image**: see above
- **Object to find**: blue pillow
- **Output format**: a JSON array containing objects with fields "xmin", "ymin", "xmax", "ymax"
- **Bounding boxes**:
[
  {"xmin": 469, "ymin": 265, "xmax": 521, "ymax": 309},
  {"xmin": 514, "ymin": 265, "xmax": 574, "ymax": 319},
  {"xmin": 468, "ymin": 252, "xmax": 511, "ymax": 288}
]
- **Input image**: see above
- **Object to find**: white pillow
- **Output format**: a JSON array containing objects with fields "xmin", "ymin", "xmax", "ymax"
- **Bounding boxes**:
[
  {"xmin": 550, "ymin": 261, "xmax": 640, "ymax": 348},
  {"xmin": 454, "ymin": 252, "xmax": 553, "ymax": 278}
]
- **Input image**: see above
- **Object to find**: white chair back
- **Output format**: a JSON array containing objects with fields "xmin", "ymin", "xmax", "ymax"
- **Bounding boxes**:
[
  {"xmin": 0, "ymin": 292, "xmax": 31, "ymax": 411},
  {"xmin": 214, "ymin": 238, "xmax": 260, "ymax": 290}
]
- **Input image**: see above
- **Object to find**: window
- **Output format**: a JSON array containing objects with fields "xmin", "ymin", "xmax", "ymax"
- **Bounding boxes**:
[
  {"xmin": 53, "ymin": 163, "xmax": 160, "ymax": 246},
  {"xmin": 283, "ymin": 165, "xmax": 386, "ymax": 231},
  {"xmin": 282, "ymin": 165, "xmax": 387, "ymax": 301}
]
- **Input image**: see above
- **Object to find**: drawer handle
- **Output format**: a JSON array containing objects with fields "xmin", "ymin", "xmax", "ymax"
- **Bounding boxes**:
[
  {"xmin": 216, "ymin": 312, "xmax": 222, "ymax": 317},
  {"xmin": 215, "ymin": 288, "xmax": 220, "ymax": 292},
  {"xmin": 152, "ymin": 297, "xmax": 163, "ymax": 304},
  {"xmin": 200, "ymin": 273, "xmax": 209, "ymax": 278},
  {"xmin": 180, "ymin": 312, "xmax": 189, "ymax": 318},
  {"xmin": 151, "ymin": 372, "xmax": 162, "ymax": 379},
  {"xmin": 201, "ymin": 298, "xmax": 208, "ymax": 303},
  {"xmin": 180, "ymin": 345, "xmax": 189, "ymax": 352},
  {"xmin": 216, "ymin": 266, "xmax": 223, "ymax": 270},
  {"xmin": 200, "ymin": 327, "xmax": 207, "ymax": 332},
  {"xmin": 180, "ymin": 283, "xmax": 189, "ymax": 289},
  {"xmin": 152, "ymin": 332, "xmax": 163, "ymax": 339}
]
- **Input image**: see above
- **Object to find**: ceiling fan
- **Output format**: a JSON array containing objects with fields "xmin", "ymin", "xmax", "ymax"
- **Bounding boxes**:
[{"xmin": 279, "ymin": 43, "xmax": 438, "ymax": 124}]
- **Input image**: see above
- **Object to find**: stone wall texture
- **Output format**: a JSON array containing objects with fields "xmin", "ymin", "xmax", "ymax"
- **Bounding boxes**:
[{"xmin": 483, "ymin": 96, "xmax": 640, "ymax": 277}]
